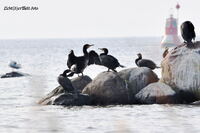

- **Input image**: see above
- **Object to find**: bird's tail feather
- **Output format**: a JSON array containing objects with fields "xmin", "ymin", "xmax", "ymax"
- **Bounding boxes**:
[
  {"xmin": 156, "ymin": 66, "xmax": 161, "ymax": 68},
  {"xmin": 119, "ymin": 64, "xmax": 125, "ymax": 68}
]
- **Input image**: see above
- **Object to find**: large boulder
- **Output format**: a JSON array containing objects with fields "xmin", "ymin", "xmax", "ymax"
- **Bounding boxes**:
[
  {"xmin": 118, "ymin": 67, "xmax": 159, "ymax": 100},
  {"xmin": 161, "ymin": 42, "xmax": 200, "ymax": 102},
  {"xmin": 135, "ymin": 82, "xmax": 180, "ymax": 104},
  {"xmin": 71, "ymin": 75, "xmax": 92, "ymax": 93},
  {"xmin": 82, "ymin": 72, "xmax": 129, "ymax": 105},
  {"xmin": 38, "ymin": 75, "xmax": 92, "ymax": 105}
]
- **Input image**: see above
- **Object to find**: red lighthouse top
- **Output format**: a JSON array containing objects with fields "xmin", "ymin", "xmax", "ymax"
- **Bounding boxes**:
[
  {"xmin": 165, "ymin": 15, "xmax": 178, "ymax": 35},
  {"xmin": 176, "ymin": 3, "xmax": 180, "ymax": 10}
]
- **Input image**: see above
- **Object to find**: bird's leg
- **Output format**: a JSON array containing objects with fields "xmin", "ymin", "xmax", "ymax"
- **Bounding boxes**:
[
  {"xmin": 112, "ymin": 69, "xmax": 117, "ymax": 72},
  {"xmin": 186, "ymin": 41, "xmax": 195, "ymax": 49},
  {"xmin": 63, "ymin": 69, "xmax": 71, "ymax": 77},
  {"xmin": 107, "ymin": 69, "xmax": 110, "ymax": 72},
  {"xmin": 67, "ymin": 72, "xmax": 74, "ymax": 77},
  {"xmin": 193, "ymin": 39, "xmax": 195, "ymax": 43},
  {"xmin": 73, "ymin": 87, "xmax": 78, "ymax": 99}
]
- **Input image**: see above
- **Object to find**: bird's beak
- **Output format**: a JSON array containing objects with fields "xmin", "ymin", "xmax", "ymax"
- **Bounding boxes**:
[
  {"xmin": 98, "ymin": 48, "xmax": 103, "ymax": 51},
  {"xmin": 89, "ymin": 44, "xmax": 94, "ymax": 47},
  {"xmin": 66, "ymin": 50, "xmax": 72, "ymax": 54},
  {"xmin": 137, "ymin": 54, "xmax": 140, "ymax": 57}
]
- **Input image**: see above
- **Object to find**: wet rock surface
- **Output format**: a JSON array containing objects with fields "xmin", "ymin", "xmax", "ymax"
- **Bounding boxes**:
[
  {"xmin": 161, "ymin": 42, "xmax": 200, "ymax": 102},
  {"xmin": 38, "ymin": 86, "xmax": 64, "ymax": 105},
  {"xmin": 82, "ymin": 71, "xmax": 129, "ymax": 105},
  {"xmin": 71, "ymin": 75, "xmax": 92, "ymax": 93},
  {"xmin": 118, "ymin": 67, "xmax": 159, "ymax": 101},
  {"xmin": 135, "ymin": 82, "xmax": 180, "ymax": 104}
]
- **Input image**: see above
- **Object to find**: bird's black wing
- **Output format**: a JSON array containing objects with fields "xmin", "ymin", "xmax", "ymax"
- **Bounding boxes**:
[
  {"xmin": 88, "ymin": 50, "xmax": 99, "ymax": 65},
  {"xmin": 137, "ymin": 59, "xmax": 156, "ymax": 69},
  {"xmin": 67, "ymin": 52, "xmax": 76, "ymax": 69},
  {"xmin": 181, "ymin": 21, "xmax": 196, "ymax": 43},
  {"xmin": 100, "ymin": 55, "xmax": 119, "ymax": 67}
]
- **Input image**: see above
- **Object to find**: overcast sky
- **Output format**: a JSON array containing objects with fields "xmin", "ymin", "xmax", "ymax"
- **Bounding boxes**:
[{"xmin": 0, "ymin": 0, "xmax": 199, "ymax": 39}]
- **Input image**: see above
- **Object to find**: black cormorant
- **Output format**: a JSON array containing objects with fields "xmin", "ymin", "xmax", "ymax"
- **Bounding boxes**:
[
  {"xmin": 98, "ymin": 48, "xmax": 124, "ymax": 72},
  {"xmin": 57, "ymin": 69, "xmax": 75, "ymax": 93},
  {"xmin": 181, "ymin": 21, "xmax": 196, "ymax": 47},
  {"xmin": 67, "ymin": 50, "xmax": 75, "ymax": 69},
  {"xmin": 66, "ymin": 44, "xmax": 93, "ymax": 76},
  {"xmin": 135, "ymin": 53, "xmax": 159, "ymax": 70},
  {"xmin": 88, "ymin": 50, "xmax": 101, "ymax": 65}
]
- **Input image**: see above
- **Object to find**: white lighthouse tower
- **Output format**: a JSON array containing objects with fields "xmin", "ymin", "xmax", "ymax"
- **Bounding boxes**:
[{"xmin": 161, "ymin": 3, "xmax": 181, "ymax": 48}]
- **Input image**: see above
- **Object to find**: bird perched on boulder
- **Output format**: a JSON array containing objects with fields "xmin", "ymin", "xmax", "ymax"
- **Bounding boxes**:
[
  {"xmin": 181, "ymin": 21, "xmax": 196, "ymax": 48},
  {"xmin": 98, "ymin": 48, "xmax": 125, "ymax": 72},
  {"xmin": 66, "ymin": 44, "xmax": 94, "ymax": 77},
  {"xmin": 57, "ymin": 69, "xmax": 75, "ymax": 93},
  {"xmin": 9, "ymin": 61, "xmax": 21, "ymax": 70},
  {"xmin": 88, "ymin": 50, "xmax": 101, "ymax": 65},
  {"xmin": 135, "ymin": 53, "xmax": 160, "ymax": 70}
]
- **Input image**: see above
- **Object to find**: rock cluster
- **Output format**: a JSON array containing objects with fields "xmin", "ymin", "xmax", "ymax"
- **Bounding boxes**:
[
  {"xmin": 39, "ymin": 67, "xmax": 159, "ymax": 105},
  {"xmin": 39, "ymin": 43, "xmax": 200, "ymax": 106}
]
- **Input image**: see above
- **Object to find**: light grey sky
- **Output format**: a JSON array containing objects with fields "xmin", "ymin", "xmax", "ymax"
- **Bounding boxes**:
[{"xmin": 0, "ymin": 0, "xmax": 199, "ymax": 39}]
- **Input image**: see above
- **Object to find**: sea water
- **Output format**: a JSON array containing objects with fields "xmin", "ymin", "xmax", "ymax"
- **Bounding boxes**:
[{"xmin": 0, "ymin": 37, "xmax": 200, "ymax": 133}]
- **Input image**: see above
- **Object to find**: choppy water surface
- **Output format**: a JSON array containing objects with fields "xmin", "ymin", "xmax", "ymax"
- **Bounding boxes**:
[{"xmin": 0, "ymin": 37, "xmax": 200, "ymax": 133}]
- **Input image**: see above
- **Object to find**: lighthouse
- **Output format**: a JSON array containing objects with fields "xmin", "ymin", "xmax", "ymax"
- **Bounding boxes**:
[{"xmin": 161, "ymin": 3, "xmax": 181, "ymax": 48}]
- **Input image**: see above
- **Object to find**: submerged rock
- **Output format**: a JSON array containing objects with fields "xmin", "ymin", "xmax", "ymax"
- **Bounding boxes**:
[
  {"xmin": 135, "ymin": 82, "xmax": 180, "ymax": 104},
  {"xmin": 161, "ymin": 42, "xmax": 200, "ymax": 102},
  {"xmin": 1, "ymin": 71, "xmax": 27, "ymax": 78},
  {"xmin": 118, "ymin": 67, "xmax": 159, "ymax": 101},
  {"xmin": 53, "ymin": 93, "xmax": 92, "ymax": 106},
  {"xmin": 82, "ymin": 71, "xmax": 129, "ymax": 105}
]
